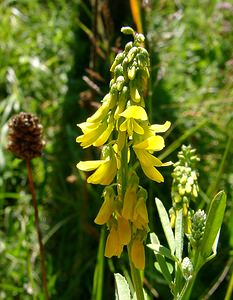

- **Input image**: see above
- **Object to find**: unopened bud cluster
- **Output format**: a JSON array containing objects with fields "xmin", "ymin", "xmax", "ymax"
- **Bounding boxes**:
[
  {"xmin": 170, "ymin": 145, "xmax": 199, "ymax": 233},
  {"xmin": 181, "ymin": 257, "xmax": 193, "ymax": 280},
  {"xmin": 190, "ymin": 209, "xmax": 206, "ymax": 248},
  {"xmin": 8, "ymin": 112, "xmax": 44, "ymax": 160}
]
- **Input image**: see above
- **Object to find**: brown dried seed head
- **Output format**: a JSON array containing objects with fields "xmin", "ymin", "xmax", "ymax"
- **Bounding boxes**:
[{"xmin": 8, "ymin": 112, "xmax": 45, "ymax": 160}]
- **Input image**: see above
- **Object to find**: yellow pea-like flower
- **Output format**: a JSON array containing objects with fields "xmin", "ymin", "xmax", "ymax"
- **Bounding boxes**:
[
  {"xmin": 117, "ymin": 216, "xmax": 131, "ymax": 245},
  {"xmin": 131, "ymin": 238, "xmax": 145, "ymax": 270},
  {"xmin": 122, "ymin": 187, "xmax": 137, "ymax": 221},
  {"xmin": 105, "ymin": 226, "xmax": 123, "ymax": 258},
  {"xmin": 94, "ymin": 188, "xmax": 115, "ymax": 225}
]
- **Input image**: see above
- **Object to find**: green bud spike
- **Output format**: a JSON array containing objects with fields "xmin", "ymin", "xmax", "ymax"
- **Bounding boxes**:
[{"xmin": 190, "ymin": 209, "xmax": 206, "ymax": 247}]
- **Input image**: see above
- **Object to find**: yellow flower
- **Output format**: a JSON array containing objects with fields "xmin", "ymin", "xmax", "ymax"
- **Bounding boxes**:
[
  {"xmin": 94, "ymin": 187, "xmax": 115, "ymax": 225},
  {"xmin": 119, "ymin": 105, "xmax": 147, "ymax": 137},
  {"xmin": 117, "ymin": 216, "xmax": 131, "ymax": 245},
  {"xmin": 105, "ymin": 226, "xmax": 123, "ymax": 258},
  {"xmin": 134, "ymin": 148, "xmax": 165, "ymax": 182},
  {"xmin": 87, "ymin": 93, "xmax": 116, "ymax": 123},
  {"xmin": 131, "ymin": 238, "xmax": 145, "ymax": 270},
  {"xmin": 132, "ymin": 120, "xmax": 172, "ymax": 182},
  {"xmin": 133, "ymin": 197, "xmax": 149, "ymax": 229},
  {"xmin": 76, "ymin": 116, "xmax": 114, "ymax": 148},
  {"xmin": 76, "ymin": 145, "xmax": 117, "ymax": 185},
  {"xmin": 122, "ymin": 186, "xmax": 137, "ymax": 221}
]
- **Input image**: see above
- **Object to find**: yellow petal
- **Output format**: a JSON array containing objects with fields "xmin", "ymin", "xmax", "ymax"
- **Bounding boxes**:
[
  {"xmin": 133, "ymin": 135, "xmax": 165, "ymax": 151},
  {"xmin": 134, "ymin": 149, "xmax": 163, "ymax": 167},
  {"xmin": 119, "ymin": 105, "xmax": 147, "ymax": 120},
  {"xmin": 141, "ymin": 164, "xmax": 164, "ymax": 183},
  {"xmin": 131, "ymin": 239, "xmax": 145, "ymax": 270},
  {"xmin": 122, "ymin": 188, "xmax": 137, "ymax": 221},
  {"xmin": 117, "ymin": 216, "xmax": 131, "ymax": 245},
  {"xmin": 93, "ymin": 122, "xmax": 114, "ymax": 147},
  {"xmin": 150, "ymin": 121, "xmax": 171, "ymax": 133},
  {"xmin": 77, "ymin": 122, "xmax": 98, "ymax": 134},
  {"xmin": 105, "ymin": 227, "xmax": 123, "ymax": 258},
  {"xmin": 76, "ymin": 160, "xmax": 104, "ymax": 171},
  {"xmin": 87, "ymin": 158, "xmax": 117, "ymax": 185},
  {"xmin": 133, "ymin": 198, "xmax": 149, "ymax": 224},
  {"xmin": 87, "ymin": 93, "xmax": 113, "ymax": 123},
  {"xmin": 133, "ymin": 120, "xmax": 144, "ymax": 135},
  {"xmin": 119, "ymin": 119, "xmax": 128, "ymax": 132},
  {"xmin": 94, "ymin": 193, "xmax": 114, "ymax": 225}
]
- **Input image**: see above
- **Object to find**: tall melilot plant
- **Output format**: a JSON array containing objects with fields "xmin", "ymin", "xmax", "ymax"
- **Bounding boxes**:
[{"xmin": 76, "ymin": 27, "xmax": 171, "ymax": 299}]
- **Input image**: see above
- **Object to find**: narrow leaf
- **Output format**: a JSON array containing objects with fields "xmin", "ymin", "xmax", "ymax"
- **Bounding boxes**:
[
  {"xmin": 175, "ymin": 209, "xmax": 183, "ymax": 261},
  {"xmin": 156, "ymin": 254, "xmax": 173, "ymax": 284},
  {"xmin": 201, "ymin": 191, "xmax": 226, "ymax": 258},
  {"xmin": 155, "ymin": 197, "xmax": 175, "ymax": 254},
  {"xmin": 150, "ymin": 232, "xmax": 160, "ymax": 246},
  {"xmin": 147, "ymin": 243, "xmax": 175, "ymax": 261},
  {"xmin": 114, "ymin": 273, "xmax": 131, "ymax": 300}
]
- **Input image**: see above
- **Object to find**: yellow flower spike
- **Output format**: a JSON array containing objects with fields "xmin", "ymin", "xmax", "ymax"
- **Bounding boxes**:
[
  {"xmin": 120, "ymin": 105, "xmax": 147, "ymax": 120},
  {"xmin": 150, "ymin": 121, "xmax": 171, "ymax": 133},
  {"xmin": 94, "ymin": 187, "xmax": 115, "ymax": 225},
  {"xmin": 133, "ymin": 135, "xmax": 165, "ymax": 151},
  {"xmin": 122, "ymin": 187, "xmax": 137, "ymax": 221},
  {"xmin": 131, "ymin": 238, "xmax": 145, "ymax": 270},
  {"xmin": 105, "ymin": 226, "xmax": 123, "ymax": 258},
  {"xmin": 117, "ymin": 216, "xmax": 131, "ymax": 245}
]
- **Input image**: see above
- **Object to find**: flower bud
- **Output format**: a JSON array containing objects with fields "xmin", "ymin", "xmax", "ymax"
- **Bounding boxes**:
[
  {"xmin": 181, "ymin": 257, "xmax": 193, "ymax": 280},
  {"xmin": 131, "ymin": 238, "xmax": 145, "ymax": 270}
]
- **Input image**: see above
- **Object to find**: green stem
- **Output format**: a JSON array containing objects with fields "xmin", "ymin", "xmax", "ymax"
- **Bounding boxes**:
[
  {"xmin": 179, "ymin": 251, "xmax": 203, "ymax": 300},
  {"xmin": 26, "ymin": 160, "xmax": 49, "ymax": 300},
  {"xmin": 120, "ymin": 138, "xmax": 144, "ymax": 300},
  {"xmin": 92, "ymin": 227, "xmax": 105, "ymax": 300}
]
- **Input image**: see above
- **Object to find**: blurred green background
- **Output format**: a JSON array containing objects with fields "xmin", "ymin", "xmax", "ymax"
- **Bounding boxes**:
[{"xmin": 0, "ymin": 0, "xmax": 232, "ymax": 299}]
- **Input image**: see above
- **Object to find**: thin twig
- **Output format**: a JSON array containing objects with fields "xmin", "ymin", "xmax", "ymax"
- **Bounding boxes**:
[{"xmin": 26, "ymin": 159, "xmax": 49, "ymax": 300}]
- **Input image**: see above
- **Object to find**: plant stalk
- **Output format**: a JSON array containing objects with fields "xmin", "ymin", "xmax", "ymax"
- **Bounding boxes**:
[
  {"xmin": 120, "ymin": 139, "xmax": 144, "ymax": 300},
  {"xmin": 26, "ymin": 159, "xmax": 49, "ymax": 300}
]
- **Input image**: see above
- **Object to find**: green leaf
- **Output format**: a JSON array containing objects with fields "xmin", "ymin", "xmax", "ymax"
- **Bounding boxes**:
[
  {"xmin": 155, "ymin": 254, "xmax": 173, "ymax": 284},
  {"xmin": 155, "ymin": 198, "xmax": 175, "ymax": 254},
  {"xmin": 114, "ymin": 273, "xmax": 131, "ymax": 300},
  {"xmin": 175, "ymin": 209, "xmax": 184, "ymax": 261},
  {"xmin": 147, "ymin": 243, "xmax": 175, "ymax": 261},
  {"xmin": 201, "ymin": 191, "xmax": 226, "ymax": 258},
  {"xmin": 149, "ymin": 232, "xmax": 160, "ymax": 246}
]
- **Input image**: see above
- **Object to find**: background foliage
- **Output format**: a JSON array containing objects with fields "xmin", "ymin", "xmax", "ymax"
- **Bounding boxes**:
[{"xmin": 0, "ymin": 0, "xmax": 232, "ymax": 299}]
